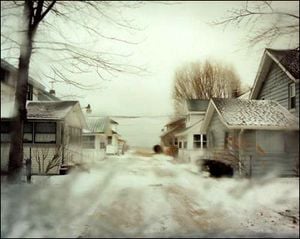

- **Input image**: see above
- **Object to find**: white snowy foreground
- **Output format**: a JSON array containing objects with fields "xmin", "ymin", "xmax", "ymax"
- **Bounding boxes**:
[{"xmin": 1, "ymin": 152, "xmax": 299, "ymax": 238}]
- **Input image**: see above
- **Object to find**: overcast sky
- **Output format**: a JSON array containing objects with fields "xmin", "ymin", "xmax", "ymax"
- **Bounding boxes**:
[{"xmin": 1, "ymin": 1, "xmax": 299, "ymax": 147}]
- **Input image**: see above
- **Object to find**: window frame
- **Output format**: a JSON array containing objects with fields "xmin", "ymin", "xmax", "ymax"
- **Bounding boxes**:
[
  {"xmin": 193, "ymin": 134, "xmax": 207, "ymax": 149},
  {"xmin": 82, "ymin": 135, "xmax": 95, "ymax": 149},
  {"xmin": 34, "ymin": 122, "xmax": 57, "ymax": 144},
  {"xmin": 1, "ymin": 121, "xmax": 11, "ymax": 142},
  {"xmin": 23, "ymin": 122, "xmax": 34, "ymax": 143},
  {"xmin": 107, "ymin": 136, "xmax": 112, "ymax": 145}
]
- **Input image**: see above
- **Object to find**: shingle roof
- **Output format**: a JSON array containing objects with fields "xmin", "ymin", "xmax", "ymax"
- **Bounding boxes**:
[
  {"xmin": 267, "ymin": 48, "xmax": 299, "ymax": 79},
  {"xmin": 186, "ymin": 99, "xmax": 209, "ymax": 112},
  {"xmin": 85, "ymin": 117, "xmax": 109, "ymax": 133},
  {"xmin": 212, "ymin": 98, "xmax": 299, "ymax": 129},
  {"xmin": 27, "ymin": 101, "xmax": 78, "ymax": 120}
]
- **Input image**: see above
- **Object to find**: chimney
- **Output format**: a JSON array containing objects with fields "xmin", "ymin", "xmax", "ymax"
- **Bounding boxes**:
[{"xmin": 86, "ymin": 104, "xmax": 92, "ymax": 114}]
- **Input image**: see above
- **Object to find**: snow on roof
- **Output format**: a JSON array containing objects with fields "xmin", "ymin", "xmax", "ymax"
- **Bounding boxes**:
[
  {"xmin": 27, "ymin": 101, "xmax": 78, "ymax": 120},
  {"xmin": 212, "ymin": 98, "xmax": 299, "ymax": 130},
  {"xmin": 84, "ymin": 116, "xmax": 110, "ymax": 134},
  {"xmin": 186, "ymin": 99, "xmax": 210, "ymax": 112},
  {"xmin": 267, "ymin": 48, "xmax": 299, "ymax": 80}
]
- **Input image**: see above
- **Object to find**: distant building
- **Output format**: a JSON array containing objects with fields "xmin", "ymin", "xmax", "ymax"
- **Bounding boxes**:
[
  {"xmin": 82, "ymin": 116, "xmax": 124, "ymax": 159},
  {"xmin": 175, "ymin": 99, "xmax": 210, "ymax": 163}
]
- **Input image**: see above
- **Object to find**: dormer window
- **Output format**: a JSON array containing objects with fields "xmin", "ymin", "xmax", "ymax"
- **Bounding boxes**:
[{"xmin": 289, "ymin": 83, "xmax": 296, "ymax": 110}]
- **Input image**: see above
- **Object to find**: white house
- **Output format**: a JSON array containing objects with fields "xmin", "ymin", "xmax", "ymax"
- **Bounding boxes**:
[
  {"xmin": 82, "ymin": 116, "xmax": 122, "ymax": 158},
  {"xmin": 1, "ymin": 101, "xmax": 88, "ymax": 175},
  {"xmin": 175, "ymin": 99, "xmax": 210, "ymax": 163}
]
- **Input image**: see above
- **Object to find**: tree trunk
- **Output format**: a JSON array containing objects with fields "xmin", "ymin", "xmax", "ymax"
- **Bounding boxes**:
[{"xmin": 7, "ymin": 2, "xmax": 35, "ymax": 183}]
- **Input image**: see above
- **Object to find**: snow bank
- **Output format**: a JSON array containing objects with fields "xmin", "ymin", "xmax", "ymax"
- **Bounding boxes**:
[{"xmin": 1, "ymin": 156, "xmax": 299, "ymax": 238}]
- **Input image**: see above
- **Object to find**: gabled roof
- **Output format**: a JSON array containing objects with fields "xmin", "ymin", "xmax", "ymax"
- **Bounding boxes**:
[
  {"xmin": 164, "ymin": 117, "xmax": 185, "ymax": 127},
  {"xmin": 202, "ymin": 98, "xmax": 299, "ymax": 131},
  {"xmin": 250, "ymin": 48, "xmax": 299, "ymax": 99},
  {"xmin": 186, "ymin": 99, "xmax": 210, "ymax": 112},
  {"xmin": 160, "ymin": 124, "xmax": 182, "ymax": 138},
  {"xmin": 84, "ymin": 117, "xmax": 108, "ymax": 134},
  {"xmin": 27, "ymin": 101, "xmax": 77, "ymax": 120},
  {"xmin": 267, "ymin": 48, "xmax": 299, "ymax": 79},
  {"xmin": 175, "ymin": 119, "xmax": 203, "ymax": 137}
]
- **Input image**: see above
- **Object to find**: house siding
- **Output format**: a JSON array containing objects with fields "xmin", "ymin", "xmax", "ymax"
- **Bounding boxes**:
[
  {"xmin": 240, "ymin": 130, "xmax": 299, "ymax": 177},
  {"xmin": 257, "ymin": 62, "xmax": 299, "ymax": 117}
]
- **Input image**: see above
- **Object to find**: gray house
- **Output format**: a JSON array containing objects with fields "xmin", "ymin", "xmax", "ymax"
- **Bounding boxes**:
[
  {"xmin": 201, "ymin": 98, "xmax": 299, "ymax": 177},
  {"xmin": 250, "ymin": 48, "xmax": 299, "ymax": 117},
  {"xmin": 1, "ymin": 101, "xmax": 87, "ymax": 175}
]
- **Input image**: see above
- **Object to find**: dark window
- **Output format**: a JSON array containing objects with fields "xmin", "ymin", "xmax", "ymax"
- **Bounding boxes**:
[
  {"xmin": 0, "ymin": 67, "xmax": 10, "ymax": 82},
  {"xmin": 193, "ymin": 134, "xmax": 201, "ymax": 148},
  {"xmin": 174, "ymin": 138, "xmax": 178, "ymax": 146},
  {"xmin": 107, "ymin": 136, "xmax": 112, "ymax": 145},
  {"xmin": 289, "ymin": 83, "xmax": 296, "ymax": 109},
  {"xmin": 100, "ymin": 142, "xmax": 106, "ymax": 149},
  {"xmin": 1, "ymin": 121, "xmax": 11, "ymax": 142},
  {"xmin": 203, "ymin": 134, "xmax": 207, "ymax": 148},
  {"xmin": 23, "ymin": 122, "xmax": 33, "ymax": 143},
  {"xmin": 27, "ymin": 84, "xmax": 33, "ymax": 101},
  {"xmin": 179, "ymin": 141, "xmax": 182, "ymax": 149},
  {"xmin": 34, "ymin": 122, "xmax": 56, "ymax": 143},
  {"xmin": 83, "ymin": 135, "xmax": 95, "ymax": 149}
]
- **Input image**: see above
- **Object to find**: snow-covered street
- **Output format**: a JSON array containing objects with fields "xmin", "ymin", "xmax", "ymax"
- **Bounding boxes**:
[{"xmin": 1, "ymin": 152, "xmax": 299, "ymax": 238}]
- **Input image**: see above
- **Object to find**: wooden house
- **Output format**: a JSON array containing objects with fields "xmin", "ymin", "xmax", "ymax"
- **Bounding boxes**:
[
  {"xmin": 201, "ymin": 98, "xmax": 299, "ymax": 177},
  {"xmin": 160, "ymin": 117, "xmax": 186, "ymax": 147},
  {"xmin": 250, "ymin": 48, "xmax": 299, "ymax": 117},
  {"xmin": 82, "ymin": 116, "xmax": 121, "ymax": 158},
  {"xmin": 1, "ymin": 101, "xmax": 87, "ymax": 175},
  {"xmin": 175, "ymin": 99, "xmax": 210, "ymax": 163}
]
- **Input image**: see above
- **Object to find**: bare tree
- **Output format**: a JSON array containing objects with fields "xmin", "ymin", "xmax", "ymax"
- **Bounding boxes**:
[
  {"xmin": 1, "ymin": 1, "xmax": 145, "ymax": 182},
  {"xmin": 212, "ymin": 1, "xmax": 299, "ymax": 47},
  {"xmin": 172, "ymin": 59, "xmax": 242, "ymax": 114}
]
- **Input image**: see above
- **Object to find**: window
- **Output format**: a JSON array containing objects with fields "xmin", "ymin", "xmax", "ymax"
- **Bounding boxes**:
[
  {"xmin": 34, "ymin": 122, "xmax": 56, "ymax": 143},
  {"xmin": 100, "ymin": 142, "xmax": 106, "ymax": 149},
  {"xmin": 107, "ymin": 136, "xmax": 112, "ymax": 145},
  {"xmin": 1, "ymin": 121, "xmax": 11, "ymax": 142},
  {"xmin": 202, "ymin": 134, "xmax": 207, "ymax": 148},
  {"xmin": 178, "ymin": 141, "xmax": 182, "ymax": 149},
  {"xmin": 0, "ymin": 68, "xmax": 10, "ymax": 82},
  {"xmin": 193, "ymin": 134, "xmax": 201, "ymax": 148},
  {"xmin": 184, "ymin": 141, "xmax": 187, "ymax": 149},
  {"xmin": 27, "ymin": 84, "xmax": 33, "ymax": 101},
  {"xmin": 23, "ymin": 122, "xmax": 33, "ymax": 143},
  {"xmin": 193, "ymin": 134, "xmax": 207, "ymax": 149},
  {"xmin": 174, "ymin": 138, "xmax": 178, "ymax": 147},
  {"xmin": 83, "ymin": 135, "xmax": 95, "ymax": 149},
  {"xmin": 289, "ymin": 83, "xmax": 296, "ymax": 109}
]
